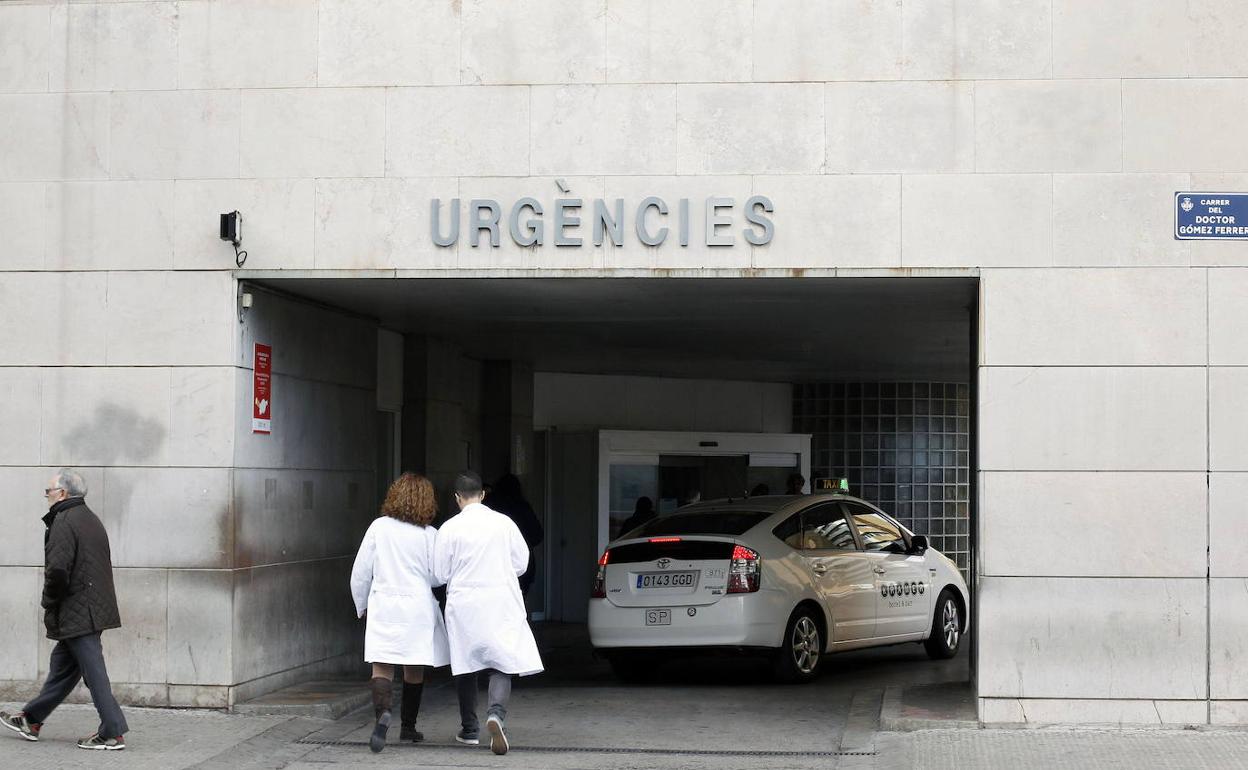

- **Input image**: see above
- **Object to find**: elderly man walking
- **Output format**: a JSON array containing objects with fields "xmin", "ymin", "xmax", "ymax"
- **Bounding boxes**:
[
  {"xmin": 0, "ymin": 469, "xmax": 128, "ymax": 750},
  {"xmin": 433, "ymin": 471, "xmax": 543, "ymax": 756}
]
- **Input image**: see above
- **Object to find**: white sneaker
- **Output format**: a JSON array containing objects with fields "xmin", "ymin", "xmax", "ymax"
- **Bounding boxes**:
[{"xmin": 486, "ymin": 714, "xmax": 508, "ymax": 756}]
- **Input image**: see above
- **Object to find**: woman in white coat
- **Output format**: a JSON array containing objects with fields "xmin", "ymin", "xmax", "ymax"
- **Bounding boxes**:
[{"xmin": 350, "ymin": 473, "xmax": 449, "ymax": 753}]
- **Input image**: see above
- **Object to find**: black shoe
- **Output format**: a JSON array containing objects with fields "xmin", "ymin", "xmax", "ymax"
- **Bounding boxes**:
[
  {"xmin": 369, "ymin": 711, "xmax": 391, "ymax": 753},
  {"xmin": 0, "ymin": 712, "xmax": 40, "ymax": 742},
  {"xmin": 399, "ymin": 724, "xmax": 424, "ymax": 742},
  {"xmin": 455, "ymin": 728, "xmax": 479, "ymax": 745}
]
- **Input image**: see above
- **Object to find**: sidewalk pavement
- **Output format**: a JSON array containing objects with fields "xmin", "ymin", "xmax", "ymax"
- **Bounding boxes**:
[{"xmin": 6, "ymin": 693, "xmax": 1248, "ymax": 770}]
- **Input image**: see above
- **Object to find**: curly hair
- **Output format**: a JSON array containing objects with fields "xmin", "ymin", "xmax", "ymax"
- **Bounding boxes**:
[{"xmin": 380, "ymin": 472, "xmax": 437, "ymax": 527}]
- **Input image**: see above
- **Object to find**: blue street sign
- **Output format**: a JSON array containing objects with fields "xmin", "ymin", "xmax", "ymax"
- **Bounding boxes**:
[{"xmin": 1175, "ymin": 192, "xmax": 1248, "ymax": 240}]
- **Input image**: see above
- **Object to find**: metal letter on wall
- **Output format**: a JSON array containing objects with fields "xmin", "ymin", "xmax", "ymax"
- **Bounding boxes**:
[
  {"xmin": 743, "ymin": 195, "xmax": 775, "ymax": 245},
  {"xmin": 594, "ymin": 198, "xmax": 625, "ymax": 247},
  {"xmin": 469, "ymin": 199, "xmax": 502, "ymax": 247},
  {"xmin": 705, "ymin": 197, "xmax": 734, "ymax": 246},
  {"xmin": 431, "ymin": 198, "xmax": 460, "ymax": 247},
  {"xmin": 636, "ymin": 196, "xmax": 669, "ymax": 246},
  {"xmin": 554, "ymin": 198, "xmax": 583, "ymax": 246},
  {"xmin": 509, "ymin": 197, "xmax": 544, "ymax": 247}
]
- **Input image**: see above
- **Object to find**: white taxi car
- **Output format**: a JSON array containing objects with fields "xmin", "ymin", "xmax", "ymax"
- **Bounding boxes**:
[{"xmin": 588, "ymin": 493, "xmax": 969, "ymax": 683}]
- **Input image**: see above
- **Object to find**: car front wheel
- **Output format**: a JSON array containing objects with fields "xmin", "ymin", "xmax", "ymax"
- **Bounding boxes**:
[
  {"xmin": 924, "ymin": 589, "xmax": 961, "ymax": 660},
  {"xmin": 772, "ymin": 607, "xmax": 822, "ymax": 684}
]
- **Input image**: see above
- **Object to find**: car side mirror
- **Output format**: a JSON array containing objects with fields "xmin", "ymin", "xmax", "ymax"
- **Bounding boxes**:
[{"xmin": 909, "ymin": 535, "xmax": 928, "ymax": 555}]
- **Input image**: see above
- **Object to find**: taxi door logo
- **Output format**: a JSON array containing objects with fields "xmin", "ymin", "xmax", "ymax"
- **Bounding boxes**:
[{"xmin": 881, "ymin": 582, "xmax": 926, "ymax": 597}]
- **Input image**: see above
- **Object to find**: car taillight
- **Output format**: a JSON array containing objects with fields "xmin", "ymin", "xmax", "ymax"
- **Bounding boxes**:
[
  {"xmin": 591, "ymin": 549, "xmax": 610, "ymax": 599},
  {"xmin": 727, "ymin": 544, "xmax": 760, "ymax": 594}
]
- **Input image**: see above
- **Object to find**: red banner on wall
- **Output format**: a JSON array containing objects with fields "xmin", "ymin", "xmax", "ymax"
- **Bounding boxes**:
[{"xmin": 252, "ymin": 343, "xmax": 272, "ymax": 434}]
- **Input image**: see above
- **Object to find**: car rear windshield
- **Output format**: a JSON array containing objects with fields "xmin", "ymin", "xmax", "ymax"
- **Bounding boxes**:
[{"xmin": 630, "ymin": 510, "xmax": 770, "ymax": 538}]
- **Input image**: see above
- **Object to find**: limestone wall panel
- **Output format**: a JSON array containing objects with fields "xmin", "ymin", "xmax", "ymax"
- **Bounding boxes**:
[
  {"xmin": 178, "ymin": 0, "xmax": 318, "ymax": 90},
  {"xmin": 461, "ymin": 0, "xmax": 607, "ymax": 85},
  {"xmin": 101, "ymin": 468, "xmax": 232, "ymax": 570},
  {"xmin": 318, "ymin": 0, "xmax": 459, "ymax": 87},
  {"xmin": 0, "ymin": 272, "xmax": 107, "ymax": 366},
  {"xmin": 979, "ymin": 366, "xmax": 1206, "ymax": 471},
  {"xmin": 531, "ymin": 85, "xmax": 676, "ymax": 176},
  {"xmin": 388, "ymin": 87, "xmax": 530, "ymax": 178},
  {"xmin": 825, "ymin": 81, "xmax": 973, "ymax": 174},
  {"xmin": 0, "ymin": 94, "xmax": 109, "ymax": 181},
  {"xmin": 676, "ymin": 83, "xmax": 823, "ymax": 175},
  {"xmin": 974, "ymin": 79, "xmax": 1122, "ymax": 172},
  {"xmin": 751, "ymin": 0, "xmax": 901, "ymax": 82},
  {"xmin": 0, "ymin": 4, "xmax": 52, "ymax": 94},
  {"xmin": 314, "ymin": 177, "xmax": 459, "ymax": 270},
  {"xmin": 1125, "ymin": 80, "xmax": 1248, "ymax": 172},
  {"xmin": 1052, "ymin": 174, "xmax": 1191, "ymax": 267},
  {"xmin": 981, "ymin": 268, "xmax": 1206, "ymax": 366},
  {"xmin": 978, "ymin": 576, "xmax": 1207, "ymax": 699},
  {"xmin": 109, "ymin": 90, "xmax": 241, "ymax": 180},
  {"xmin": 752, "ymin": 174, "xmax": 900, "ymax": 269},
  {"xmin": 980, "ymin": 472, "xmax": 1207, "ymax": 578},
  {"xmin": 607, "ymin": 0, "xmax": 751, "ymax": 83},
  {"xmin": 49, "ymin": 2, "xmax": 178, "ymax": 92},
  {"xmin": 241, "ymin": 89, "xmax": 385, "ymax": 179},
  {"xmin": 901, "ymin": 174, "xmax": 1051, "ymax": 267},
  {"xmin": 46, "ymin": 181, "xmax": 175, "ymax": 270},
  {"xmin": 901, "ymin": 0, "xmax": 1051, "ymax": 80},
  {"xmin": 105, "ymin": 271, "xmax": 235, "ymax": 366}
]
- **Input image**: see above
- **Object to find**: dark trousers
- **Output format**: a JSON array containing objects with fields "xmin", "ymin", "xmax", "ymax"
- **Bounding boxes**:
[
  {"xmin": 455, "ymin": 669, "xmax": 513, "ymax": 731},
  {"xmin": 24, "ymin": 632, "xmax": 128, "ymax": 739}
]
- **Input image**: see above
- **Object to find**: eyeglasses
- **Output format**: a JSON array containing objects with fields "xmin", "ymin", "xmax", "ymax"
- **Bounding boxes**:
[{"xmin": 44, "ymin": 487, "xmax": 62, "ymax": 495}]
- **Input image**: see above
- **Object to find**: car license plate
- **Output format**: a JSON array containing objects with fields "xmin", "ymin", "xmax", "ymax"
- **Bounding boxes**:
[
  {"xmin": 635, "ymin": 571, "xmax": 698, "ymax": 589},
  {"xmin": 645, "ymin": 609, "xmax": 671, "ymax": 626}
]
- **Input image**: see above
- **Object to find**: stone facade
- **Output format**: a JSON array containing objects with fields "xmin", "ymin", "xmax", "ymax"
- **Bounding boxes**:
[{"xmin": 1, "ymin": 0, "xmax": 1246, "ymax": 723}]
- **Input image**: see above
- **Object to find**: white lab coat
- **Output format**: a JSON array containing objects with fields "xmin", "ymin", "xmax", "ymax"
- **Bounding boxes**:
[
  {"xmin": 432, "ymin": 502, "xmax": 544, "ymax": 677},
  {"xmin": 350, "ymin": 516, "xmax": 450, "ymax": 667}
]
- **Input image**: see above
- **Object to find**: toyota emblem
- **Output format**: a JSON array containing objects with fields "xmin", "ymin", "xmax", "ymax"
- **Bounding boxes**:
[{"xmin": 656, "ymin": 558, "xmax": 671, "ymax": 569}]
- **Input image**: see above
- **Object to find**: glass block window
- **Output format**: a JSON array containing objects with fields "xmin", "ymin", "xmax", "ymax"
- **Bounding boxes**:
[{"xmin": 792, "ymin": 382, "xmax": 971, "ymax": 574}]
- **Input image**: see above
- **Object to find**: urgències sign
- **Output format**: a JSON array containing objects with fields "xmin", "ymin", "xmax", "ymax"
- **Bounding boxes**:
[{"xmin": 430, "ymin": 196, "xmax": 775, "ymax": 248}]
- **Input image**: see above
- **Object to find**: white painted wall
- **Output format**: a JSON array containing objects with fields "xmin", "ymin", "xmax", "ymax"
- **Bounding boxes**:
[{"xmin": 1, "ymin": 0, "xmax": 1246, "ymax": 720}]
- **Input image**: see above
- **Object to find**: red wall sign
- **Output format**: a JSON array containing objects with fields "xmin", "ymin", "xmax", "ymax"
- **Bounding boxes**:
[{"xmin": 252, "ymin": 343, "xmax": 272, "ymax": 434}]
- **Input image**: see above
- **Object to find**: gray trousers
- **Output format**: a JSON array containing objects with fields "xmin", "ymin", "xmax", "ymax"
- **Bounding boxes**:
[
  {"xmin": 24, "ymin": 632, "xmax": 128, "ymax": 739},
  {"xmin": 455, "ymin": 669, "xmax": 513, "ymax": 731}
]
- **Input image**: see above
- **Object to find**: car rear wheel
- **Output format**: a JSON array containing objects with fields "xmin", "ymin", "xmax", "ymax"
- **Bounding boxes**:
[
  {"xmin": 924, "ymin": 589, "xmax": 961, "ymax": 660},
  {"xmin": 772, "ymin": 607, "xmax": 822, "ymax": 684}
]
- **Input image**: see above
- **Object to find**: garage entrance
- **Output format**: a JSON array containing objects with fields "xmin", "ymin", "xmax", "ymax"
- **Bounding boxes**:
[{"xmin": 247, "ymin": 275, "xmax": 977, "ymax": 708}]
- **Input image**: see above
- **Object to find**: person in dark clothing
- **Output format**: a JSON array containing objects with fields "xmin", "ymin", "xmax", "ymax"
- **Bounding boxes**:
[
  {"xmin": 487, "ymin": 474, "xmax": 543, "ymax": 596},
  {"xmin": 785, "ymin": 473, "xmax": 807, "ymax": 495},
  {"xmin": 0, "ymin": 469, "xmax": 128, "ymax": 751},
  {"xmin": 749, "ymin": 483, "xmax": 771, "ymax": 497},
  {"xmin": 618, "ymin": 496, "xmax": 656, "ymax": 537}
]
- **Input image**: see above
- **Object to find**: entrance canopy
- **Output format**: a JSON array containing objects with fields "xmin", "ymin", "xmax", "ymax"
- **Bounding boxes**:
[{"xmin": 255, "ymin": 277, "xmax": 976, "ymax": 382}]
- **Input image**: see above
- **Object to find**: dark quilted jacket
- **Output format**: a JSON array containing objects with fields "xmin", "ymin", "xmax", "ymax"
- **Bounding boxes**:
[{"xmin": 42, "ymin": 498, "xmax": 121, "ymax": 640}]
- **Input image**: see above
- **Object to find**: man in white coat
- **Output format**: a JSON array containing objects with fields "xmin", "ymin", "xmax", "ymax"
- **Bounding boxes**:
[{"xmin": 433, "ymin": 470, "xmax": 543, "ymax": 756}]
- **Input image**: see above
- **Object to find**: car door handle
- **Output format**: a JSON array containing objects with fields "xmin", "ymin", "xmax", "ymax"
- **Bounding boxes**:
[
  {"xmin": 873, "ymin": 567, "xmax": 886, "ymax": 575},
  {"xmin": 811, "ymin": 563, "xmax": 828, "ymax": 575}
]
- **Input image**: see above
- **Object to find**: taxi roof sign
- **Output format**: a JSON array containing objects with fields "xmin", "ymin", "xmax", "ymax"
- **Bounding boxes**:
[{"xmin": 813, "ymin": 477, "xmax": 849, "ymax": 493}]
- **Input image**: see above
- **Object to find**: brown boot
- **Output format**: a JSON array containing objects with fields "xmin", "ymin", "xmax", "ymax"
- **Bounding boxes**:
[{"xmin": 368, "ymin": 677, "xmax": 392, "ymax": 753}]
